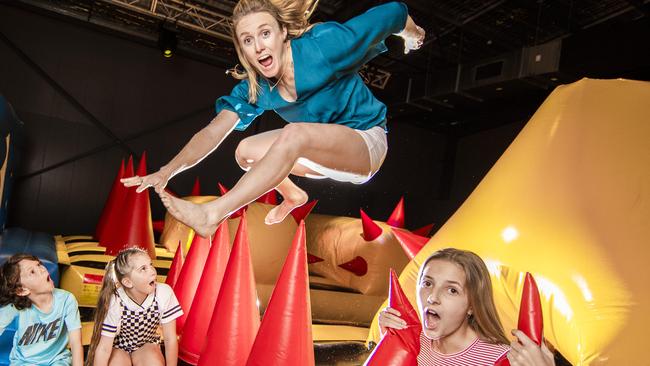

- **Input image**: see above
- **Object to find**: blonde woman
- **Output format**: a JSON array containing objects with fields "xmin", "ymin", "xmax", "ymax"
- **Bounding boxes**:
[{"xmin": 123, "ymin": 0, "xmax": 425, "ymax": 237}]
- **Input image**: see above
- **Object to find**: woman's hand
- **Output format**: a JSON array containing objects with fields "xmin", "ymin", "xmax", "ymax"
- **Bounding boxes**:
[
  {"xmin": 121, "ymin": 167, "xmax": 172, "ymax": 194},
  {"xmin": 507, "ymin": 330, "xmax": 556, "ymax": 366},
  {"xmin": 398, "ymin": 16, "xmax": 425, "ymax": 54},
  {"xmin": 378, "ymin": 306, "xmax": 407, "ymax": 336}
]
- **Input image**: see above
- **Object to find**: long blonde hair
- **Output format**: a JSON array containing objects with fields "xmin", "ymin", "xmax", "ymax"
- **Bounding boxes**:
[
  {"xmin": 419, "ymin": 248, "xmax": 509, "ymax": 345},
  {"xmin": 228, "ymin": 0, "xmax": 317, "ymax": 103},
  {"xmin": 86, "ymin": 248, "xmax": 150, "ymax": 364}
]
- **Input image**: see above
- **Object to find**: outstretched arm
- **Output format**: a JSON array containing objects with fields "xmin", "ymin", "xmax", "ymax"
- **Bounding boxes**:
[{"xmin": 122, "ymin": 109, "xmax": 240, "ymax": 193}]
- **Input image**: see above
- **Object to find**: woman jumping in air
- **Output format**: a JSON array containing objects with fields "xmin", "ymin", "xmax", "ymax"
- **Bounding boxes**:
[{"xmin": 122, "ymin": 0, "xmax": 425, "ymax": 237}]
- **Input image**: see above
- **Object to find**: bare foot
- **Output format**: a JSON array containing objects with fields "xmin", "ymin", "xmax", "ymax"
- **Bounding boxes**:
[
  {"xmin": 159, "ymin": 191, "xmax": 221, "ymax": 238},
  {"xmin": 264, "ymin": 188, "xmax": 308, "ymax": 225}
]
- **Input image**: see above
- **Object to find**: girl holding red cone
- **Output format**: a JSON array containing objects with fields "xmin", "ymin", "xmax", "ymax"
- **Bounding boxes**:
[{"xmin": 378, "ymin": 248, "xmax": 556, "ymax": 366}]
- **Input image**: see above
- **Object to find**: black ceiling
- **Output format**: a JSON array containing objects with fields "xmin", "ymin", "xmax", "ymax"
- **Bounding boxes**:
[{"xmin": 9, "ymin": 0, "xmax": 650, "ymax": 134}]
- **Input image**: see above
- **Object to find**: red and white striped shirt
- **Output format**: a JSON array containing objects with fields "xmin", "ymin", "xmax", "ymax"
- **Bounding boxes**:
[{"xmin": 417, "ymin": 332, "xmax": 510, "ymax": 366}]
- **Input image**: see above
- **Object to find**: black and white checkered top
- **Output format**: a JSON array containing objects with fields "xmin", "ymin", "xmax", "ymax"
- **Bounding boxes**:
[{"xmin": 100, "ymin": 283, "xmax": 183, "ymax": 353}]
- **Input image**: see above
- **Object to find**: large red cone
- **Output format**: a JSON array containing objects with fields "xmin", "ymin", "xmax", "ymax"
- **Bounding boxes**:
[
  {"xmin": 494, "ymin": 272, "xmax": 543, "ymax": 366},
  {"xmin": 198, "ymin": 212, "xmax": 259, "ymax": 366},
  {"xmin": 106, "ymin": 153, "xmax": 155, "ymax": 258},
  {"xmin": 191, "ymin": 176, "xmax": 201, "ymax": 196},
  {"xmin": 387, "ymin": 197, "xmax": 405, "ymax": 228},
  {"xmin": 179, "ymin": 222, "xmax": 231, "ymax": 364},
  {"xmin": 218, "ymin": 182, "xmax": 246, "ymax": 218},
  {"xmin": 391, "ymin": 228, "xmax": 429, "ymax": 260},
  {"xmin": 96, "ymin": 158, "xmax": 125, "ymax": 246},
  {"xmin": 173, "ymin": 233, "xmax": 211, "ymax": 334},
  {"xmin": 360, "ymin": 209, "xmax": 383, "ymax": 241},
  {"xmin": 165, "ymin": 241, "xmax": 185, "ymax": 289},
  {"xmin": 99, "ymin": 156, "xmax": 134, "ymax": 247},
  {"xmin": 365, "ymin": 269, "xmax": 421, "ymax": 366},
  {"xmin": 246, "ymin": 221, "xmax": 314, "ymax": 366},
  {"xmin": 290, "ymin": 200, "xmax": 318, "ymax": 224}
]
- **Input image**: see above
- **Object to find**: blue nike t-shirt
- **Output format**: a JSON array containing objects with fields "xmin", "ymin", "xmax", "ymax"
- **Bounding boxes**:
[{"xmin": 0, "ymin": 289, "xmax": 81, "ymax": 365}]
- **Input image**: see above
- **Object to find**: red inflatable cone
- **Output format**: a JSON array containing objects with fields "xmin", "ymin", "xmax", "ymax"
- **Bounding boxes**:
[
  {"xmin": 100, "ymin": 156, "xmax": 134, "ymax": 247},
  {"xmin": 246, "ymin": 221, "xmax": 314, "ymax": 366},
  {"xmin": 391, "ymin": 228, "xmax": 429, "ymax": 260},
  {"xmin": 152, "ymin": 219, "xmax": 165, "ymax": 234},
  {"xmin": 307, "ymin": 253, "xmax": 324, "ymax": 264},
  {"xmin": 387, "ymin": 197, "xmax": 405, "ymax": 228},
  {"xmin": 191, "ymin": 176, "xmax": 201, "ymax": 196},
  {"xmin": 179, "ymin": 222, "xmax": 231, "ymax": 364},
  {"xmin": 165, "ymin": 241, "xmax": 184, "ymax": 289},
  {"xmin": 173, "ymin": 232, "xmax": 211, "ymax": 334},
  {"xmin": 365, "ymin": 269, "xmax": 421, "ymax": 366},
  {"xmin": 360, "ymin": 209, "xmax": 383, "ymax": 241},
  {"xmin": 96, "ymin": 158, "xmax": 125, "ymax": 246},
  {"xmin": 256, "ymin": 189, "xmax": 278, "ymax": 205},
  {"xmin": 494, "ymin": 272, "xmax": 543, "ymax": 366},
  {"xmin": 105, "ymin": 153, "xmax": 155, "ymax": 258},
  {"xmin": 198, "ymin": 212, "xmax": 259, "ymax": 366},
  {"xmin": 412, "ymin": 223, "xmax": 434, "ymax": 237},
  {"xmin": 290, "ymin": 200, "xmax": 318, "ymax": 224},
  {"xmin": 218, "ymin": 182, "xmax": 246, "ymax": 218}
]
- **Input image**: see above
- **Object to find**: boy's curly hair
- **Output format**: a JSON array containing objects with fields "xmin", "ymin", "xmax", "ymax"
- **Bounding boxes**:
[{"xmin": 0, "ymin": 254, "xmax": 41, "ymax": 310}]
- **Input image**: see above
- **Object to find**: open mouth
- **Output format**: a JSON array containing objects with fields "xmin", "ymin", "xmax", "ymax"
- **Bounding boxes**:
[
  {"xmin": 47, "ymin": 275, "xmax": 52, "ymax": 283},
  {"xmin": 424, "ymin": 308, "xmax": 441, "ymax": 330},
  {"xmin": 258, "ymin": 55, "xmax": 273, "ymax": 68},
  {"xmin": 149, "ymin": 280, "xmax": 155, "ymax": 287}
]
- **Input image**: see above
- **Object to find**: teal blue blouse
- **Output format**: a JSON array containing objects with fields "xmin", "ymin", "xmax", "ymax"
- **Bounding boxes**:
[{"xmin": 215, "ymin": 2, "xmax": 408, "ymax": 131}]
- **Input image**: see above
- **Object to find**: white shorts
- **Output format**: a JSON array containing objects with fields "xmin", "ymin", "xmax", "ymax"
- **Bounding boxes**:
[{"xmin": 296, "ymin": 126, "xmax": 388, "ymax": 184}]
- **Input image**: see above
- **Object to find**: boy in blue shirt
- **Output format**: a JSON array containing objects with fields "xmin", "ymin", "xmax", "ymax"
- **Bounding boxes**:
[{"xmin": 0, "ymin": 254, "xmax": 83, "ymax": 365}]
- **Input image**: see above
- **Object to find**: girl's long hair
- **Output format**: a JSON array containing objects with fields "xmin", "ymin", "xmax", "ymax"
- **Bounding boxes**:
[
  {"xmin": 86, "ymin": 248, "xmax": 149, "ymax": 364},
  {"xmin": 229, "ymin": 0, "xmax": 318, "ymax": 103},
  {"xmin": 419, "ymin": 248, "xmax": 510, "ymax": 345},
  {"xmin": 0, "ymin": 254, "xmax": 41, "ymax": 310}
]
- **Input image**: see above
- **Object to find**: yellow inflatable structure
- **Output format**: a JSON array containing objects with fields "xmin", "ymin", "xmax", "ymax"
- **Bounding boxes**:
[{"xmin": 368, "ymin": 78, "xmax": 650, "ymax": 365}]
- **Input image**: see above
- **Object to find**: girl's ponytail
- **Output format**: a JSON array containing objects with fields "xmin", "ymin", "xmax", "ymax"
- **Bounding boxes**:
[{"xmin": 86, "ymin": 260, "xmax": 118, "ymax": 365}]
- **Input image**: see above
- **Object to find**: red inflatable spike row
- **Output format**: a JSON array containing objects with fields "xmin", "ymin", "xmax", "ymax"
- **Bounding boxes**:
[
  {"xmin": 198, "ymin": 212, "xmax": 260, "ymax": 366},
  {"xmin": 391, "ymin": 228, "xmax": 429, "ymax": 260},
  {"xmin": 218, "ymin": 182, "xmax": 246, "ymax": 218},
  {"xmin": 256, "ymin": 189, "xmax": 278, "ymax": 205},
  {"xmin": 106, "ymin": 153, "xmax": 156, "ymax": 258},
  {"xmin": 338, "ymin": 256, "xmax": 368, "ymax": 276},
  {"xmin": 246, "ymin": 221, "xmax": 315, "ymax": 366},
  {"xmin": 95, "ymin": 158, "xmax": 125, "ymax": 246},
  {"xmin": 387, "ymin": 197, "xmax": 406, "ymax": 228},
  {"xmin": 179, "ymin": 222, "xmax": 231, "ymax": 364},
  {"xmin": 365, "ymin": 268, "xmax": 421, "ymax": 365},
  {"xmin": 290, "ymin": 200, "xmax": 318, "ymax": 224},
  {"xmin": 98, "ymin": 156, "xmax": 133, "ymax": 248},
  {"xmin": 173, "ymin": 232, "xmax": 211, "ymax": 335},
  {"xmin": 494, "ymin": 272, "xmax": 544, "ymax": 366},
  {"xmin": 360, "ymin": 209, "xmax": 383, "ymax": 241},
  {"xmin": 191, "ymin": 176, "xmax": 201, "ymax": 196},
  {"xmin": 411, "ymin": 223, "xmax": 434, "ymax": 237},
  {"xmin": 165, "ymin": 241, "xmax": 184, "ymax": 289}
]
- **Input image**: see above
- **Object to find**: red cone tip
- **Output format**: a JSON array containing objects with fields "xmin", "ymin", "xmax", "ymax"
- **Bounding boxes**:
[
  {"xmin": 388, "ymin": 269, "xmax": 420, "ymax": 326},
  {"xmin": 218, "ymin": 182, "xmax": 228, "ymax": 196},
  {"xmin": 136, "ymin": 151, "xmax": 148, "ymax": 176},
  {"xmin": 165, "ymin": 241, "xmax": 185, "ymax": 289},
  {"xmin": 338, "ymin": 256, "xmax": 368, "ymax": 276},
  {"xmin": 391, "ymin": 227, "xmax": 429, "ymax": 260},
  {"xmin": 360, "ymin": 209, "xmax": 383, "ymax": 241},
  {"xmin": 125, "ymin": 155, "xmax": 134, "ymax": 177},
  {"xmin": 217, "ymin": 182, "xmax": 246, "ymax": 218},
  {"xmin": 191, "ymin": 176, "xmax": 201, "ymax": 196},
  {"xmin": 307, "ymin": 253, "xmax": 324, "ymax": 264},
  {"xmin": 518, "ymin": 272, "xmax": 543, "ymax": 345},
  {"xmin": 386, "ymin": 197, "xmax": 405, "ymax": 228},
  {"xmin": 256, "ymin": 190, "xmax": 279, "ymax": 205},
  {"xmin": 290, "ymin": 200, "xmax": 318, "ymax": 223},
  {"xmin": 412, "ymin": 223, "xmax": 435, "ymax": 237},
  {"xmin": 95, "ymin": 158, "xmax": 126, "ymax": 245}
]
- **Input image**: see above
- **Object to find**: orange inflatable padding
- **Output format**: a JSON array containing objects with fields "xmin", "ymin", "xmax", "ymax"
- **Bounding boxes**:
[
  {"xmin": 368, "ymin": 79, "xmax": 650, "ymax": 365},
  {"xmin": 160, "ymin": 200, "xmax": 410, "ymax": 297}
]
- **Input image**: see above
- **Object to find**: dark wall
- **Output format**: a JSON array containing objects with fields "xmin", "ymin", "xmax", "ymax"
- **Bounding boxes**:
[{"xmin": 0, "ymin": 4, "xmax": 522, "ymax": 236}]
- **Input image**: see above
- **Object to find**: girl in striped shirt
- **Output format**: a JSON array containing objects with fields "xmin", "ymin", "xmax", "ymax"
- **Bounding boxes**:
[
  {"xmin": 379, "ymin": 248, "xmax": 555, "ymax": 366},
  {"xmin": 86, "ymin": 248, "xmax": 183, "ymax": 366}
]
